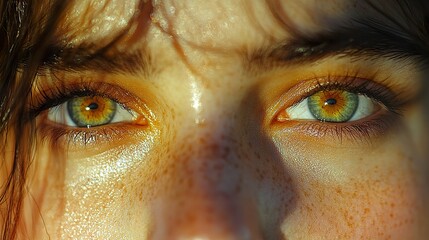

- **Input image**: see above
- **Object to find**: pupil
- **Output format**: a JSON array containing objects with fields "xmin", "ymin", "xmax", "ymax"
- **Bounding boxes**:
[
  {"xmin": 86, "ymin": 102, "xmax": 99, "ymax": 111},
  {"xmin": 325, "ymin": 98, "xmax": 337, "ymax": 106}
]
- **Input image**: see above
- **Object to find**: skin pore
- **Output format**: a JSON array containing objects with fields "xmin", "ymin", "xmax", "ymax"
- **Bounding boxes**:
[{"xmin": 10, "ymin": 0, "xmax": 429, "ymax": 239}]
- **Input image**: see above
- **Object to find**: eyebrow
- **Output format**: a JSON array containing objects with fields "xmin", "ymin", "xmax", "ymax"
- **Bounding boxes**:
[
  {"xmin": 252, "ymin": 11, "xmax": 429, "ymax": 67},
  {"xmin": 32, "ymin": 2, "xmax": 429, "ymax": 75},
  {"xmin": 43, "ymin": 23, "xmax": 428, "ymax": 76},
  {"xmin": 34, "ymin": 45, "xmax": 148, "ymax": 75}
]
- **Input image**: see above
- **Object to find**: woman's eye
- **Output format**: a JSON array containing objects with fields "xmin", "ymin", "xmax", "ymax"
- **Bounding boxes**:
[
  {"xmin": 283, "ymin": 90, "xmax": 382, "ymax": 123},
  {"xmin": 47, "ymin": 96, "xmax": 137, "ymax": 127}
]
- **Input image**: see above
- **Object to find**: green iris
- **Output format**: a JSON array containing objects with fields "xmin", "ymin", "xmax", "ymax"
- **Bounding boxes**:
[
  {"xmin": 67, "ymin": 96, "xmax": 117, "ymax": 127},
  {"xmin": 308, "ymin": 90, "xmax": 359, "ymax": 122}
]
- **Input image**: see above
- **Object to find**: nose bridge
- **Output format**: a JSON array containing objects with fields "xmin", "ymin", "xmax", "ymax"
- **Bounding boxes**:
[
  {"xmin": 185, "ymin": 124, "xmax": 237, "ymax": 187},
  {"xmin": 150, "ymin": 122, "xmax": 263, "ymax": 239},
  {"xmin": 175, "ymin": 118, "xmax": 247, "ymax": 202}
]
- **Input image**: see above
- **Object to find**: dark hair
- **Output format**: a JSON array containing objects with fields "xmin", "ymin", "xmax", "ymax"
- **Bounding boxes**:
[
  {"xmin": 0, "ymin": 1, "xmax": 67, "ymax": 238},
  {"xmin": 0, "ymin": 0, "xmax": 151, "ymax": 237}
]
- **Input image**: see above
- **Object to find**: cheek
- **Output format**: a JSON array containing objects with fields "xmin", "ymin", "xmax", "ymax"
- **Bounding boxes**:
[
  {"xmin": 25, "ymin": 138, "xmax": 156, "ymax": 239},
  {"xmin": 288, "ymin": 166, "xmax": 420, "ymax": 239},
  {"xmin": 270, "ymin": 135, "xmax": 425, "ymax": 239},
  {"xmin": 55, "ymin": 178, "xmax": 152, "ymax": 239}
]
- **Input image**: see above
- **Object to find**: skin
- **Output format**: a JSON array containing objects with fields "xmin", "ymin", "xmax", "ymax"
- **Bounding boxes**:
[{"xmin": 10, "ymin": 0, "xmax": 429, "ymax": 239}]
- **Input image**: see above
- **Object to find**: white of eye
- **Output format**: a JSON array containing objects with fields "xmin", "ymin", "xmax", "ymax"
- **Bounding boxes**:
[{"xmin": 285, "ymin": 94, "xmax": 379, "ymax": 122}]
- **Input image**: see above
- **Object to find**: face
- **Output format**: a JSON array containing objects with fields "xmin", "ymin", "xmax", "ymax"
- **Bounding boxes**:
[{"xmin": 15, "ymin": 0, "xmax": 429, "ymax": 239}]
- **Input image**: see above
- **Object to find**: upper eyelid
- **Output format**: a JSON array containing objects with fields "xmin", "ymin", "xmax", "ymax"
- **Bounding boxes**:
[{"xmin": 28, "ymin": 81, "xmax": 146, "ymax": 119}]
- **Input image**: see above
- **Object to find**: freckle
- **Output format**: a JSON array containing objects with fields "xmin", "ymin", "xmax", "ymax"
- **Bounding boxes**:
[
  {"xmin": 364, "ymin": 208, "xmax": 370, "ymax": 215},
  {"xmin": 335, "ymin": 187, "xmax": 342, "ymax": 194},
  {"xmin": 303, "ymin": 190, "xmax": 310, "ymax": 197}
]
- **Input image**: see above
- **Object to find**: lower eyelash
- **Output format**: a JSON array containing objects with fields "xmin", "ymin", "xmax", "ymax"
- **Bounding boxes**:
[
  {"xmin": 36, "ymin": 111, "xmax": 148, "ymax": 150},
  {"xmin": 273, "ymin": 110, "xmax": 399, "ymax": 144}
]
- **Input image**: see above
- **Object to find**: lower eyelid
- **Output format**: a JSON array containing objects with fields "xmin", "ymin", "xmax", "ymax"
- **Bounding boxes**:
[
  {"xmin": 37, "ymin": 113, "xmax": 151, "ymax": 153},
  {"xmin": 271, "ymin": 109, "xmax": 398, "ymax": 145}
]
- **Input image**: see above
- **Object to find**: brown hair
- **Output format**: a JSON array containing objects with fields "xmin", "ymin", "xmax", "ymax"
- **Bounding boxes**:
[{"xmin": 0, "ymin": 1, "xmax": 67, "ymax": 238}]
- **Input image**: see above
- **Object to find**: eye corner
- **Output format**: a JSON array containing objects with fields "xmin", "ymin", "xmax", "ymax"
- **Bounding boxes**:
[{"xmin": 274, "ymin": 109, "xmax": 290, "ymax": 123}]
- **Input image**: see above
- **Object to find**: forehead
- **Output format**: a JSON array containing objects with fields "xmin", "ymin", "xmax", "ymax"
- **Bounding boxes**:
[{"xmin": 57, "ymin": 0, "xmax": 359, "ymax": 49}]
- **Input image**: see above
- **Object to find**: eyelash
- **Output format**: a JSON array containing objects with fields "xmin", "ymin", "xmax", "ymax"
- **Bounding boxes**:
[
  {"xmin": 30, "ymin": 81, "xmax": 147, "ymax": 147},
  {"xmin": 30, "ymin": 74, "xmax": 406, "ymax": 147},
  {"xmin": 30, "ymin": 82, "xmax": 132, "ymax": 114},
  {"xmin": 295, "ymin": 76, "xmax": 401, "ymax": 111},
  {"xmin": 271, "ymin": 75, "xmax": 406, "ymax": 142}
]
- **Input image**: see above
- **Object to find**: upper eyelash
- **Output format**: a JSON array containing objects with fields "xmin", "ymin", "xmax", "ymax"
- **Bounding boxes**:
[
  {"xmin": 289, "ymin": 75, "xmax": 405, "ymax": 115},
  {"xmin": 28, "ymin": 81, "xmax": 134, "ymax": 118}
]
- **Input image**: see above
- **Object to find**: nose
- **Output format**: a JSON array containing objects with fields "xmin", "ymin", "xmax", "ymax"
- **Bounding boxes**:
[{"xmin": 150, "ymin": 128, "xmax": 263, "ymax": 240}]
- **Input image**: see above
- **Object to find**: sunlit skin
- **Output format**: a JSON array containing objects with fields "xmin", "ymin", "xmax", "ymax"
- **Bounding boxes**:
[{"xmin": 11, "ymin": 0, "xmax": 429, "ymax": 239}]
